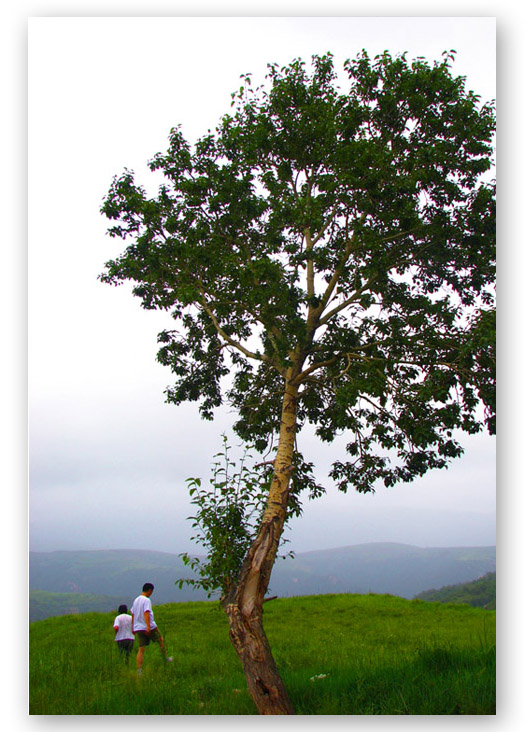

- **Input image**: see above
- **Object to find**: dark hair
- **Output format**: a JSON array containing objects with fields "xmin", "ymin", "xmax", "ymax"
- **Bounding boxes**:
[
  {"xmin": 142, "ymin": 582, "xmax": 154, "ymax": 592},
  {"xmin": 118, "ymin": 604, "xmax": 128, "ymax": 614}
]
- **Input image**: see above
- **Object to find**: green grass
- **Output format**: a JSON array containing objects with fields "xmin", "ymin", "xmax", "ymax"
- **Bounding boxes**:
[{"xmin": 29, "ymin": 593, "xmax": 495, "ymax": 715}]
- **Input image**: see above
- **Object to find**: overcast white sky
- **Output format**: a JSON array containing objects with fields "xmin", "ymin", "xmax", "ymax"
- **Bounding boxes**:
[{"xmin": 26, "ymin": 14, "xmax": 499, "ymax": 555}]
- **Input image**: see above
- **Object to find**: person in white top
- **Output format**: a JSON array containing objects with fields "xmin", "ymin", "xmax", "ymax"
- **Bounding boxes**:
[
  {"xmin": 113, "ymin": 604, "xmax": 134, "ymax": 664},
  {"xmin": 130, "ymin": 583, "xmax": 173, "ymax": 673}
]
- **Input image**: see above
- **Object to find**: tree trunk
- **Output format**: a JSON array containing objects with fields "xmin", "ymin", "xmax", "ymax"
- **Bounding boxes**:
[
  {"xmin": 222, "ymin": 376, "xmax": 299, "ymax": 714},
  {"xmin": 223, "ymin": 601, "xmax": 295, "ymax": 714}
]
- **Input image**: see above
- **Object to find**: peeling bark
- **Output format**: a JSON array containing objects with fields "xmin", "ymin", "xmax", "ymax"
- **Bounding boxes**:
[
  {"xmin": 223, "ymin": 602, "xmax": 295, "ymax": 714},
  {"xmin": 221, "ymin": 377, "xmax": 299, "ymax": 714}
]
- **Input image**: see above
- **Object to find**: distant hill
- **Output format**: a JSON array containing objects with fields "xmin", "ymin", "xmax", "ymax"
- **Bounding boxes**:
[
  {"xmin": 414, "ymin": 572, "xmax": 496, "ymax": 609},
  {"xmin": 29, "ymin": 590, "xmax": 126, "ymax": 622},
  {"xmin": 29, "ymin": 543, "xmax": 496, "ymax": 621},
  {"xmin": 29, "ymin": 549, "xmax": 200, "ymax": 618},
  {"xmin": 269, "ymin": 543, "xmax": 496, "ymax": 600}
]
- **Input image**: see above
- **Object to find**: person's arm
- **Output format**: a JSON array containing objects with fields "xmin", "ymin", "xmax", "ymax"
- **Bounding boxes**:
[
  {"xmin": 130, "ymin": 613, "xmax": 136, "ymax": 634},
  {"xmin": 144, "ymin": 610, "xmax": 151, "ymax": 634}
]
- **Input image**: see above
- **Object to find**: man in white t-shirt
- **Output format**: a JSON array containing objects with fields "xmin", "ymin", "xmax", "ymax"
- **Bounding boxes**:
[
  {"xmin": 130, "ymin": 583, "xmax": 173, "ymax": 673},
  {"xmin": 113, "ymin": 604, "xmax": 134, "ymax": 664}
]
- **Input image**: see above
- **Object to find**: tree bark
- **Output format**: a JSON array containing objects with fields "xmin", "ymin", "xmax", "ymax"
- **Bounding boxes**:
[
  {"xmin": 222, "ymin": 376, "xmax": 299, "ymax": 714},
  {"xmin": 223, "ymin": 601, "xmax": 295, "ymax": 714}
]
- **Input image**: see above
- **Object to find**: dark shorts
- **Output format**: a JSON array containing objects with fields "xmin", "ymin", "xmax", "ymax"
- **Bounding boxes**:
[
  {"xmin": 117, "ymin": 639, "xmax": 134, "ymax": 655},
  {"xmin": 135, "ymin": 628, "xmax": 162, "ymax": 647}
]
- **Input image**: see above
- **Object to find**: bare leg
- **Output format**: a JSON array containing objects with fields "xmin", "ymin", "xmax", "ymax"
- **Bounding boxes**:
[{"xmin": 158, "ymin": 633, "xmax": 172, "ymax": 662}]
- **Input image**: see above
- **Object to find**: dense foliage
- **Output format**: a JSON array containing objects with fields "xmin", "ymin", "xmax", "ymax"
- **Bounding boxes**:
[
  {"xmin": 415, "ymin": 572, "xmax": 496, "ymax": 609},
  {"xmin": 101, "ymin": 51, "xmax": 495, "ymax": 502}
]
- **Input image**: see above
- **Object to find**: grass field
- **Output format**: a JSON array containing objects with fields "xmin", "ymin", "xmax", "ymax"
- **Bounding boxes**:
[{"xmin": 29, "ymin": 593, "xmax": 495, "ymax": 715}]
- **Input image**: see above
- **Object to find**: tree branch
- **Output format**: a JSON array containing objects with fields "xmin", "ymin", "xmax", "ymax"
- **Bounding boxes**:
[
  {"xmin": 296, "ymin": 355, "xmax": 341, "ymax": 383},
  {"xmin": 312, "ymin": 212, "xmax": 368, "ymax": 322},
  {"xmin": 304, "ymin": 227, "xmax": 315, "ymax": 301},
  {"xmin": 197, "ymin": 290, "xmax": 286, "ymax": 375},
  {"xmin": 313, "ymin": 204, "xmax": 340, "ymax": 244},
  {"xmin": 318, "ymin": 274, "xmax": 379, "ymax": 327}
]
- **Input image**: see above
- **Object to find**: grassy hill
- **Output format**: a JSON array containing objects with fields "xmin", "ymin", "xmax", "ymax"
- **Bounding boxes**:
[
  {"xmin": 29, "ymin": 593, "xmax": 496, "ymax": 715},
  {"xmin": 29, "ymin": 543, "xmax": 496, "ymax": 620},
  {"xmin": 414, "ymin": 572, "xmax": 496, "ymax": 609}
]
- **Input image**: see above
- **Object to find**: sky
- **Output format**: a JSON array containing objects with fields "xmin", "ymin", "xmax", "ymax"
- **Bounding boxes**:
[{"xmin": 26, "ymin": 14, "xmax": 499, "ymax": 556}]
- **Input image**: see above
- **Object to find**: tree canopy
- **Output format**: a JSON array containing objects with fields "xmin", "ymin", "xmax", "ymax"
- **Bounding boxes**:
[{"xmin": 101, "ymin": 50, "xmax": 495, "ymax": 502}]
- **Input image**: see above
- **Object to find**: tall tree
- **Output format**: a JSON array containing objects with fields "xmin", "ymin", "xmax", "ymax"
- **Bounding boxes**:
[{"xmin": 100, "ymin": 51, "xmax": 496, "ymax": 714}]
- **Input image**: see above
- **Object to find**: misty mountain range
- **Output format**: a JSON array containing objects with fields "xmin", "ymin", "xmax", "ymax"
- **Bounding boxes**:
[{"xmin": 29, "ymin": 543, "xmax": 495, "ymax": 620}]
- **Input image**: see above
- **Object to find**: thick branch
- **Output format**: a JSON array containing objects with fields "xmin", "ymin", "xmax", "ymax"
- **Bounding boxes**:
[{"xmin": 296, "ymin": 355, "xmax": 341, "ymax": 383}]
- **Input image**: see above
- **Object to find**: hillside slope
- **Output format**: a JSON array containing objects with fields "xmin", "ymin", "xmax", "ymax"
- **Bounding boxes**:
[
  {"xmin": 29, "ymin": 543, "xmax": 496, "ymax": 620},
  {"xmin": 270, "ymin": 543, "xmax": 496, "ymax": 599},
  {"xmin": 29, "ymin": 593, "xmax": 496, "ymax": 715},
  {"xmin": 414, "ymin": 572, "xmax": 496, "ymax": 609},
  {"xmin": 29, "ymin": 590, "xmax": 125, "ymax": 622}
]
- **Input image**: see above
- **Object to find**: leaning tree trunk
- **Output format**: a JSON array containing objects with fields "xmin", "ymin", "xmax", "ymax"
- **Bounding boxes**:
[{"xmin": 221, "ymin": 377, "xmax": 299, "ymax": 714}]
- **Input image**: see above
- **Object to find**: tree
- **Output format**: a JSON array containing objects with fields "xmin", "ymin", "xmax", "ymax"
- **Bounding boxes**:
[
  {"xmin": 176, "ymin": 436, "xmax": 273, "ymax": 600},
  {"xmin": 100, "ymin": 51, "xmax": 496, "ymax": 714}
]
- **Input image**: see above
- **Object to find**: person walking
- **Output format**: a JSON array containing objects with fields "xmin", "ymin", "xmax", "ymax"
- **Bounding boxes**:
[
  {"xmin": 130, "ymin": 582, "xmax": 173, "ymax": 674},
  {"xmin": 113, "ymin": 604, "xmax": 134, "ymax": 664}
]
